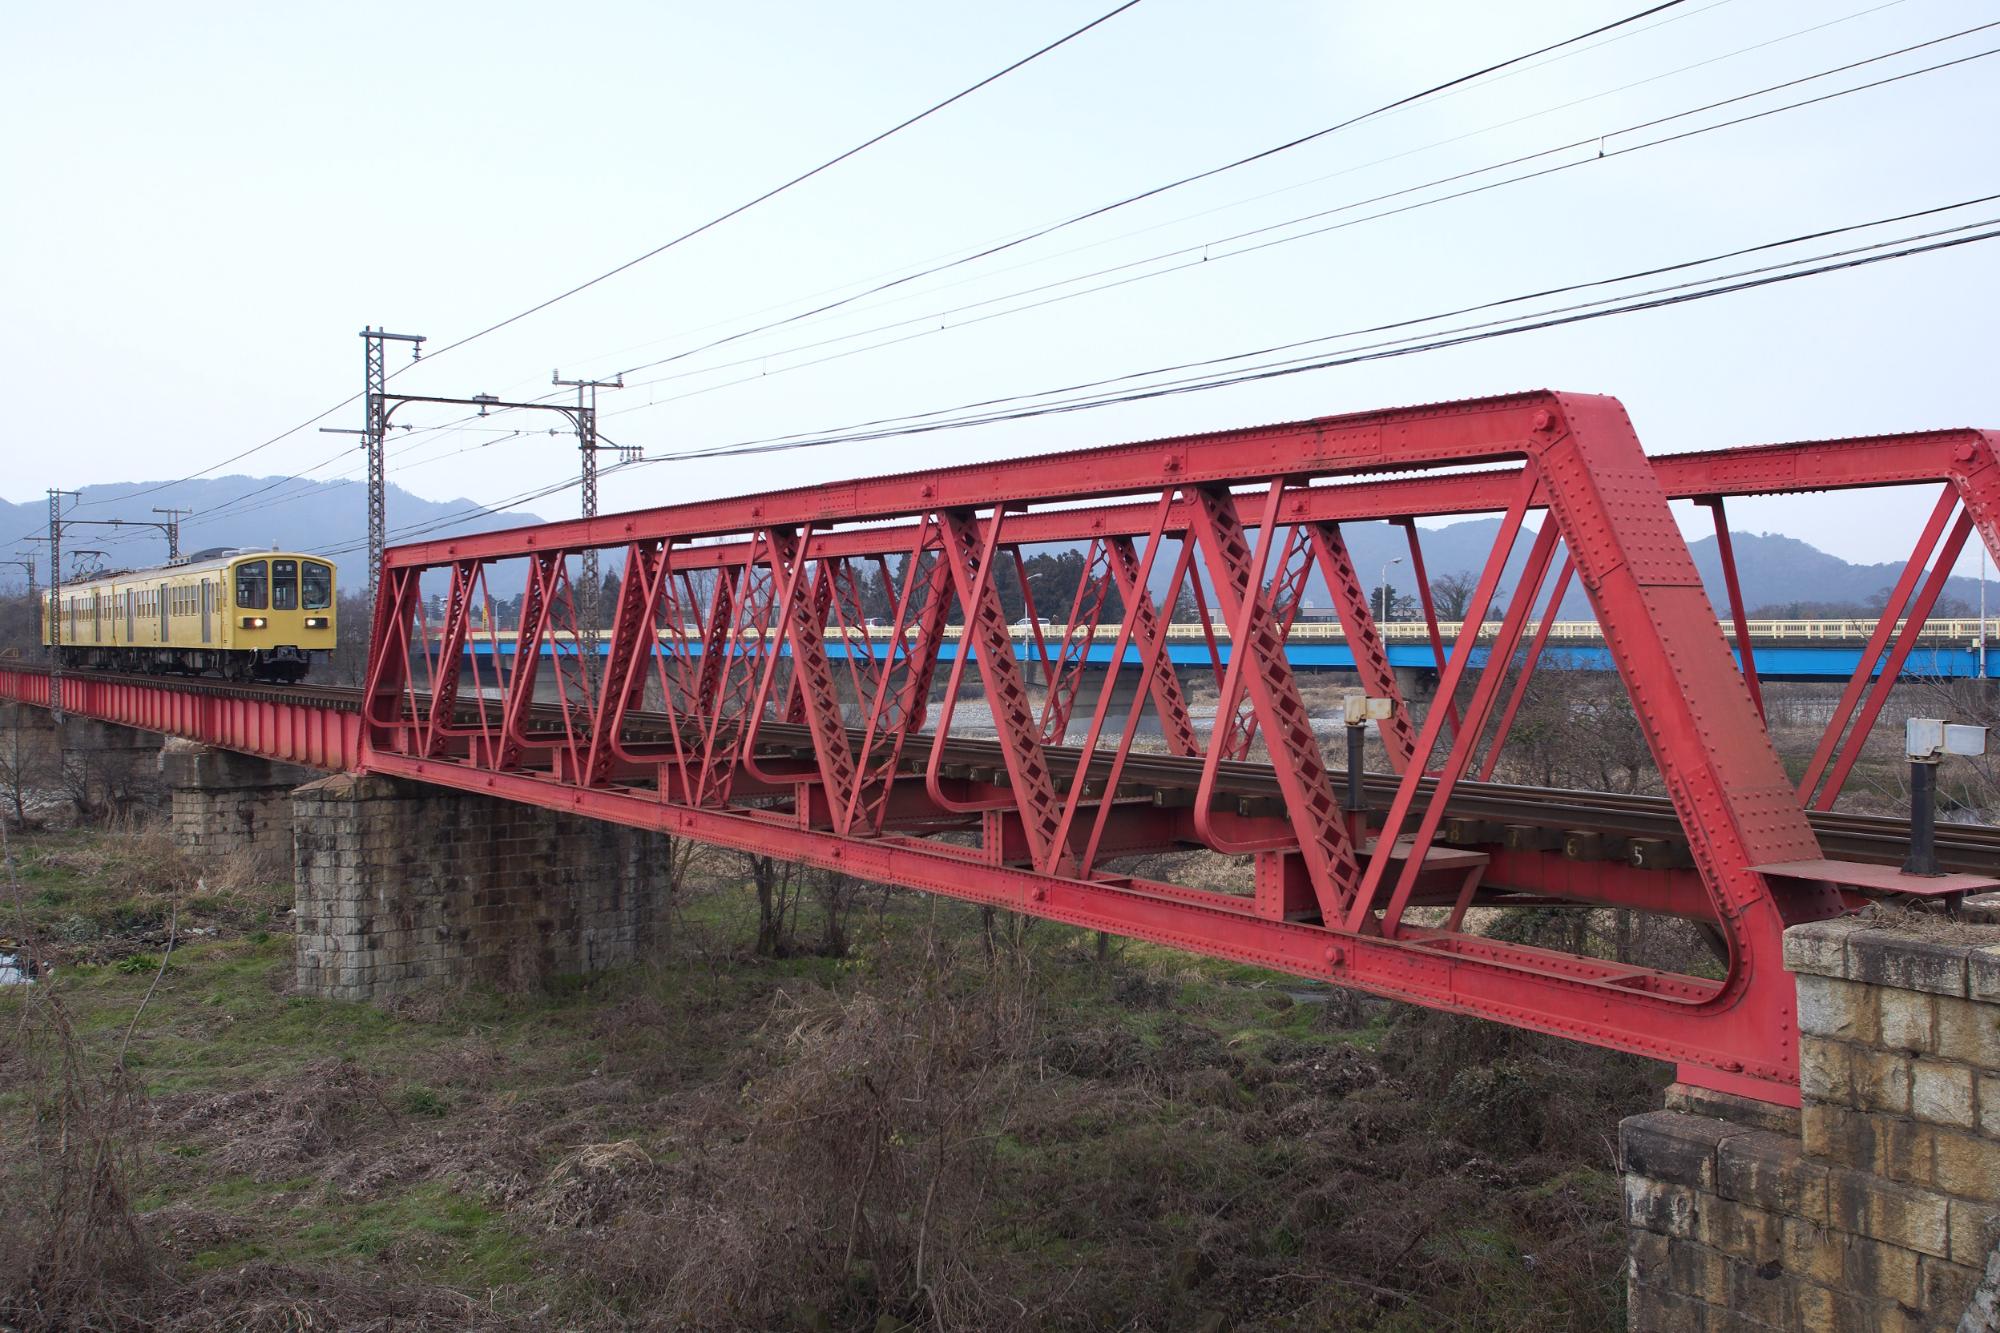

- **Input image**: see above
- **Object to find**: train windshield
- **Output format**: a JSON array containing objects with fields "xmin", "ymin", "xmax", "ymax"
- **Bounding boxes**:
[
  {"xmin": 235, "ymin": 560, "xmax": 267, "ymax": 609},
  {"xmin": 272, "ymin": 559, "xmax": 298, "ymax": 610},
  {"xmin": 302, "ymin": 561, "xmax": 332, "ymax": 611}
]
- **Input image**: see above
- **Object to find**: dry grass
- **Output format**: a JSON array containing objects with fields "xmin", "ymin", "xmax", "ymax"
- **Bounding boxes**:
[
  {"xmin": 1, "ymin": 823, "xmax": 158, "ymax": 1331},
  {"xmin": 2, "ymin": 826, "xmax": 1658, "ymax": 1332}
]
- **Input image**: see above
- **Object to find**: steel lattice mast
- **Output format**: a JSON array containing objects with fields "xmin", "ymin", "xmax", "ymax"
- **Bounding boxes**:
[{"xmin": 359, "ymin": 327, "xmax": 426, "ymax": 613}]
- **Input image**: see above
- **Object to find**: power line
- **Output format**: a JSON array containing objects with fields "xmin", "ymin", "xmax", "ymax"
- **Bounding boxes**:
[
  {"xmin": 32, "ymin": 2, "xmax": 1148, "ymax": 534},
  {"xmin": 651, "ymin": 193, "xmax": 2000, "ymax": 450},
  {"xmin": 211, "ymin": 0, "xmax": 1714, "ymax": 534},
  {"xmin": 597, "ymin": 14, "xmax": 2000, "ymax": 418},
  {"xmin": 572, "ymin": 1, "xmax": 1698, "ymax": 386},
  {"xmin": 627, "ymin": 210, "xmax": 2000, "ymax": 466},
  {"xmin": 385, "ymin": 0, "xmax": 1729, "ymax": 453},
  {"xmin": 524, "ymin": 0, "xmax": 1745, "ymax": 387},
  {"xmin": 409, "ymin": 0, "xmax": 1153, "ymax": 369},
  {"xmin": 314, "ymin": 200, "xmax": 2000, "ymax": 555}
]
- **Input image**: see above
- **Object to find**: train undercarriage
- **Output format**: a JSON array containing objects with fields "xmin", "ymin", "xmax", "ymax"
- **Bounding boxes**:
[{"xmin": 56, "ymin": 645, "xmax": 314, "ymax": 684}]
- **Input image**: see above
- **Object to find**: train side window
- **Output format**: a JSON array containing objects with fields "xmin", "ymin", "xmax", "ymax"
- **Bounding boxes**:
[
  {"xmin": 272, "ymin": 559, "xmax": 298, "ymax": 610},
  {"xmin": 302, "ymin": 561, "xmax": 332, "ymax": 610},
  {"xmin": 236, "ymin": 561, "xmax": 268, "ymax": 609}
]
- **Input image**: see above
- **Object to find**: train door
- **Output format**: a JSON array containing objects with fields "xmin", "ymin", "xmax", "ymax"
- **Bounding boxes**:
[
  {"xmin": 125, "ymin": 590, "xmax": 135, "ymax": 642},
  {"xmin": 159, "ymin": 584, "xmax": 169, "ymax": 641},
  {"xmin": 92, "ymin": 592, "xmax": 102, "ymax": 643},
  {"xmin": 201, "ymin": 581, "xmax": 213, "ymax": 644}
]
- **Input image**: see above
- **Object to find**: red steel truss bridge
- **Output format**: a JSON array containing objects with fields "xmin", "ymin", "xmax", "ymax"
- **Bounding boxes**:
[{"xmin": 7, "ymin": 390, "xmax": 2000, "ymax": 1104}]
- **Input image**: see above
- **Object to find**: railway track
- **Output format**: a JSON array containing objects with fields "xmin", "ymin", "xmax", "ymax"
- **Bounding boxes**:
[{"xmin": 56, "ymin": 670, "xmax": 2000, "ymax": 874}]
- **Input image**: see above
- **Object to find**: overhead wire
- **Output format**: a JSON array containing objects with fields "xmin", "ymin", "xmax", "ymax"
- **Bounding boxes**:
[
  {"xmin": 351, "ymin": 0, "xmax": 1727, "ymax": 449},
  {"xmin": 645, "ymin": 192, "xmax": 2000, "ymax": 450},
  {"xmin": 29, "ymin": 0, "xmax": 1150, "ymax": 533},
  {"xmin": 598, "ymin": 222, "xmax": 2000, "ymax": 466},
  {"xmin": 311, "ymin": 198, "xmax": 2000, "ymax": 554},
  {"xmin": 566, "ymin": 0, "xmax": 1700, "ymax": 390},
  {"xmin": 30, "ymin": 0, "xmax": 1981, "ymax": 569},
  {"xmin": 205, "ymin": 0, "xmax": 1722, "ymax": 557},
  {"xmin": 407, "ymin": 0, "xmax": 1153, "ymax": 370},
  {"xmin": 529, "ymin": 0, "xmax": 1744, "ymax": 385},
  {"xmin": 599, "ymin": 0, "xmax": 1910, "ymax": 396},
  {"xmin": 597, "ymin": 13, "xmax": 2000, "ymax": 418}
]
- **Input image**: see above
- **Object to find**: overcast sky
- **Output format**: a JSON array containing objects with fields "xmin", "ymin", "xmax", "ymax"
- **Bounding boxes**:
[{"xmin": 4, "ymin": 0, "xmax": 1997, "ymax": 580}]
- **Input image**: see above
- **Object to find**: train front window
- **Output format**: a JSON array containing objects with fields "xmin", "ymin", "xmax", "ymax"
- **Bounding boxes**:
[
  {"xmin": 236, "ymin": 561, "xmax": 268, "ymax": 610},
  {"xmin": 302, "ymin": 561, "xmax": 332, "ymax": 611},
  {"xmin": 272, "ymin": 559, "xmax": 298, "ymax": 610}
]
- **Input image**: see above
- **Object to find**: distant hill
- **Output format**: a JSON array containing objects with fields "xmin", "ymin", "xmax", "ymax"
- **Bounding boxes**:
[
  {"xmin": 1216, "ymin": 519, "xmax": 1992, "ymax": 623},
  {"xmin": 0, "ymin": 477, "xmax": 547, "ymax": 596}
]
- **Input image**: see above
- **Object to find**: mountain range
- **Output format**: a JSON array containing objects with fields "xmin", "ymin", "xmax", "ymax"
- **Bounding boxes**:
[
  {"xmin": 1, "ymin": 476, "xmax": 1989, "ymax": 621},
  {"xmin": 0, "ymin": 476, "xmax": 548, "ymax": 596}
]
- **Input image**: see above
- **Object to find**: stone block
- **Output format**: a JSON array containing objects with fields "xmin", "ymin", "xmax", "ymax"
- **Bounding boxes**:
[
  {"xmin": 1804, "ymin": 1103, "xmax": 1932, "ymax": 1187},
  {"xmin": 1796, "ymin": 1283, "xmax": 1917, "ymax": 1333},
  {"xmin": 1879, "ymin": 988, "xmax": 1938, "ymax": 1053},
  {"xmin": 1626, "ymin": 1280, "xmax": 1712, "ymax": 1332},
  {"xmin": 1936, "ymin": 995, "xmax": 2000, "ymax": 1070},
  {"xmin": 1911, "ymin": 1059, "xmax": 1978, "ymax": 1130},
  {"xmin": 1716, "ymin": 1128, "xmax": 1826, "ymax": 1223},
  {"xmin": 1852, "ymin": 1047, "xmax": 1914, "ymax": 1116},
  {"xmin": 1797, "ymin": 974, "xmax": 1881, "ymax": 1045},
  {"xmin": 1827, "ymin": 1166, "xmax": 1952, "ymax": 1259},
  {"xmin": 1622, "ymin": 1111, "xmax": 1748, "ymax": 1190},
  {"xmin": 1917, "ymin": 1252, "xmax": 1981, "ymax": 1318},
  {"xmin": 1934, "ymin": 1128, "xmax": 2000, "ymax": 1201},
  {"xmin": 1848, "ymin": 931, "xmax": 1970, "ymax": 998},
  {"xmin": 1951, "ymin": 1197, "xmax": 2000, "ymax": 1269},
  {"xmin": 1971, "ymin": 947, "xmax": 2000, "ymax": 1005},
  {"xmin": 1625, "ymin": 1174, "xmax": 1702, "ymax": 1240},
  {"xmin": 1782, "ymin": 1215, "xmax": 1844, "ymax": 1286},
  {"xmin": 1981, "ymin": 1073, "xmax": 2000, "ymax": 1139},
  {"xmin": 1719, "ymin": 1247, "xmax": 1795, "ymax": 1328},
  {"xmin": 1799, "ymin": 1036, "xmax": 1853, "ymax": 1107},
  {"xmin": 1695, "ymin": 1194, "xmax": 1783, "ymax": 1258},
  {"xmin": 1663, "ymin": 1235, "xmax": 1730, "ymax": 1309},
  {"xmin": 1629, "ymin": 1225, "xmax": 1671, "ymax": 1278},
  {"xmin": 1785, "ymin": 919, "xmax": 1859, "ymax": 979},
  {"xmin": 1840, "ymin": 1232, "xmax": 1921, "ymax": 1306}
]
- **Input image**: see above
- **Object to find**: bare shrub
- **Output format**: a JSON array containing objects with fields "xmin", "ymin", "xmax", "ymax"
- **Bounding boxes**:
[
  {"xmin": 1479, "ymin": 660, "xmax": 1660, "ymax": 795},
  {"xmin": 0, "ymin": 824, "xmax": 156, "ymax": 1330},
  {"xmin": 0, "ymin": 702, "xmax": 54, "ymax": 829},
  {"xmin": 746, "ymin": 852, "xmax": 802, "ymax": 957},
  {"xmin": 41, "ymin": 815, "xmax": 200, "ymax": 902},
  {"xmin": 570, "ymin": 936, "xmax": 1036, "ymax": 1329},
  {"xmin": 744, "ymin": 854, "xmax": 874, "ymax": 959},
  {"xmin": 1381, "ymin": 1005, "xmax": 1665, "ymax": 1161}
]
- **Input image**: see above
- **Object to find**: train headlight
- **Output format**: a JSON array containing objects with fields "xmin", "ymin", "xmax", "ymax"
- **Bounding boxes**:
[
  {"xmin": 305, "ymin": 617, "xmax": 328, "ymax": 629},
  {"xmin": 241, "ymin": 616, "xmax": 267, "ymax": 629}
]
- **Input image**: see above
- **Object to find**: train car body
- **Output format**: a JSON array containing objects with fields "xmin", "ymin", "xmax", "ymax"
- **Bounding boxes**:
[{"xmin": 41, "ymin": 552, "xmax": 337, "ymax": 682}]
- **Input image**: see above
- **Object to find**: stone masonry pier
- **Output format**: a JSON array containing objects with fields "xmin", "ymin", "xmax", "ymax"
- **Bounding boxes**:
[
  {"xmin": 1623, "ymin": 918, "xmax": 2000, "ymax": 1331},
  {"xmin": 290, "ymin": 773, "xmax": 672, "ymax": 1001},
  {"xmin": 159, "ymin": 738, "xmax": 315, "ymax": 867}
]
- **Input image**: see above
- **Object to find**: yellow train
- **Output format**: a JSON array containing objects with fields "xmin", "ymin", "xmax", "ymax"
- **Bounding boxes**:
[{"xmin": 42, "ymin": 551, "xmax": 337, "ymax": 682}]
